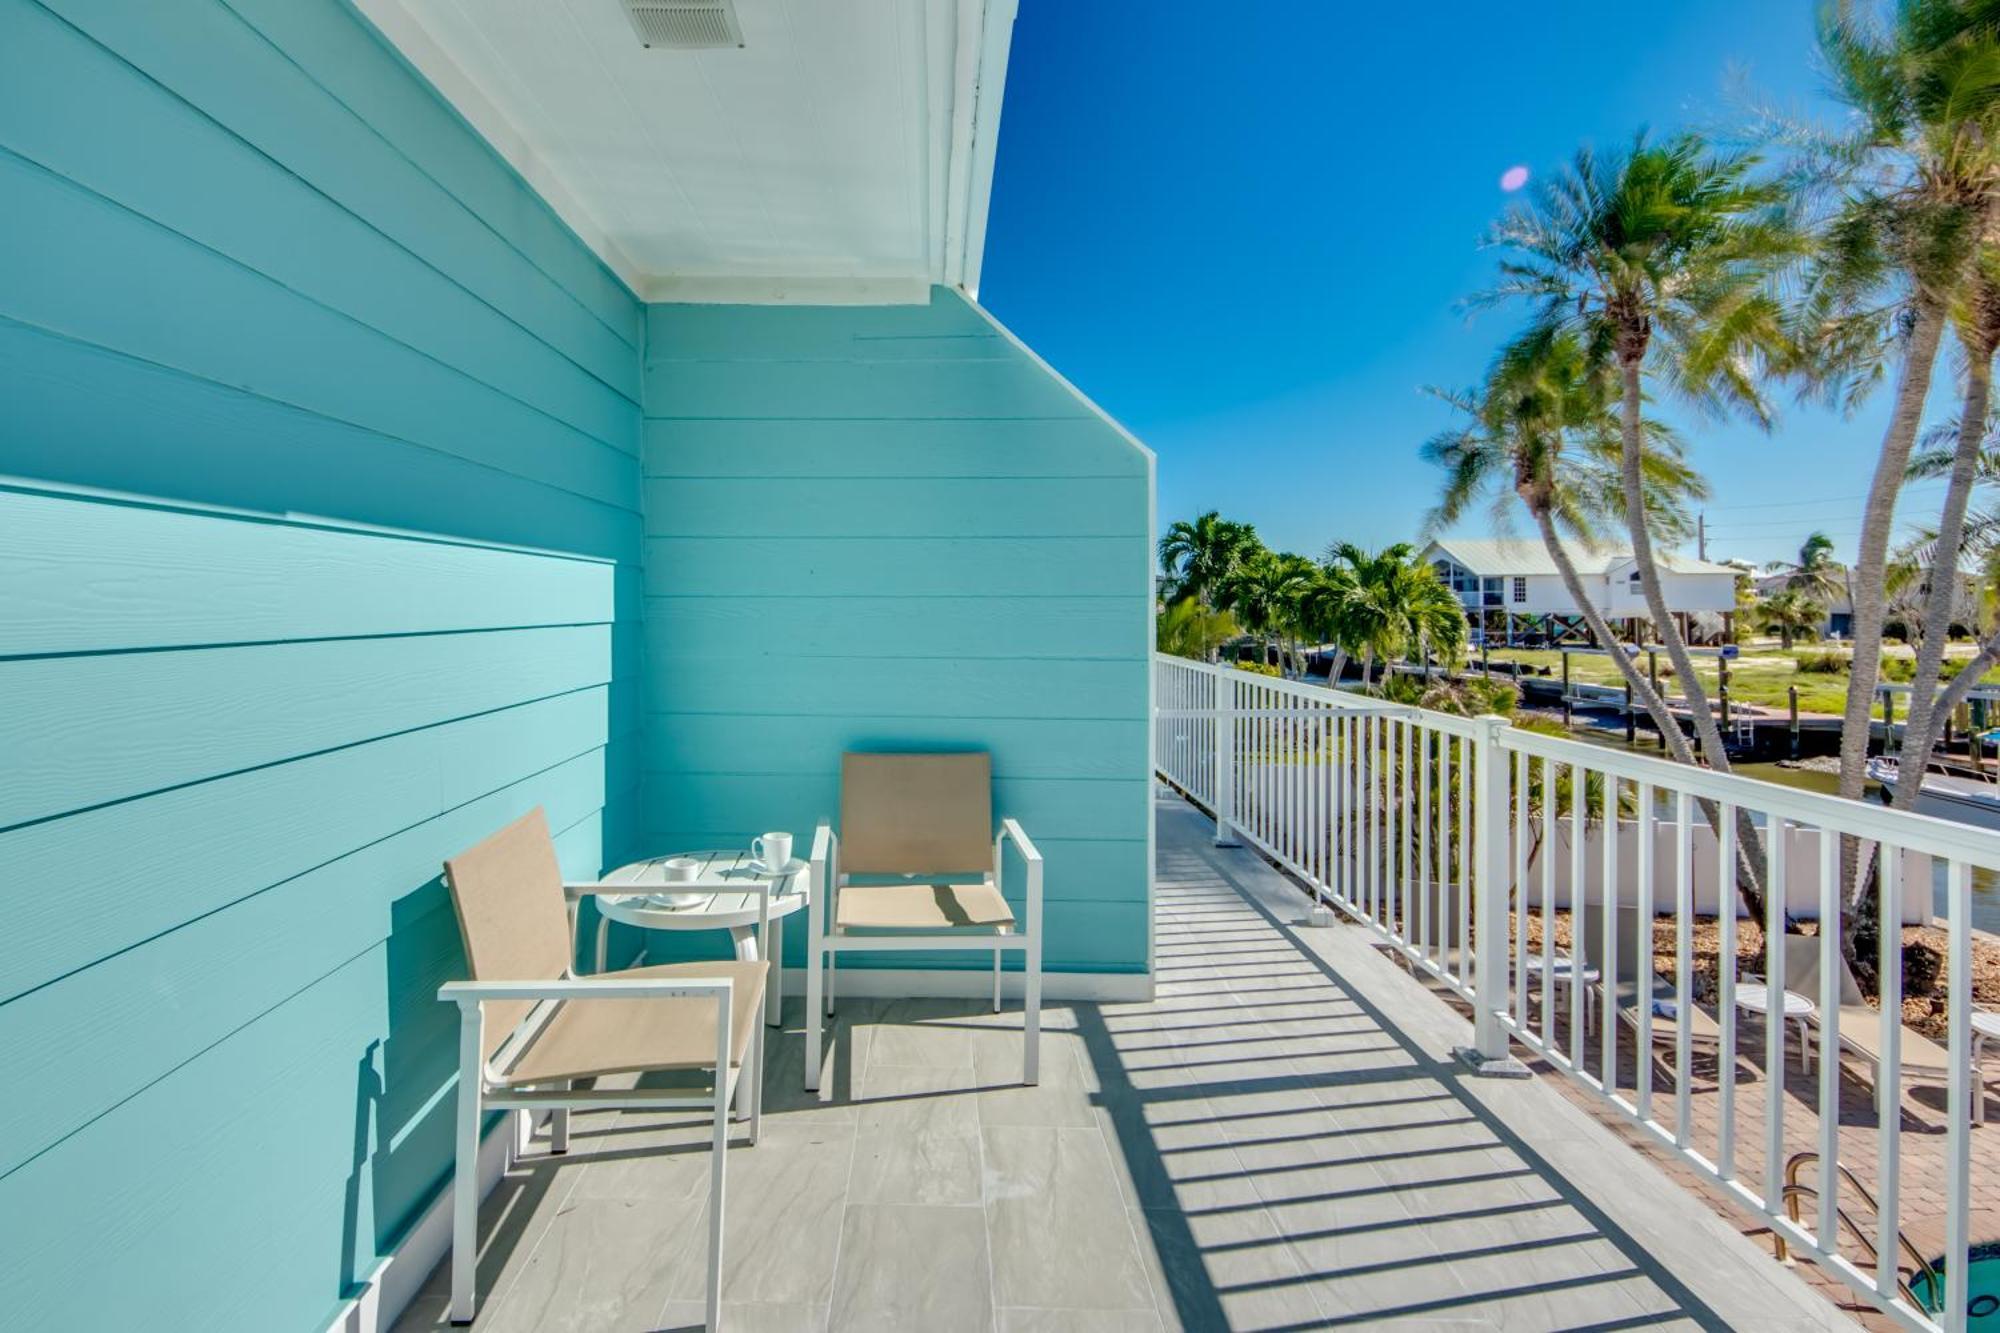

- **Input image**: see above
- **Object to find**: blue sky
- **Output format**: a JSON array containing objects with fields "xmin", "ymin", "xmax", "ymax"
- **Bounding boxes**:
[{"xmin": 979, "ymin": 0, "xmax": 1956, "ymax": 570}]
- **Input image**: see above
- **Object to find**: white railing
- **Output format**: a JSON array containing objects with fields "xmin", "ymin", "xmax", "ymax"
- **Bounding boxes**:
[{"xmin": 1154, "ymin": 653, "xmax": 1989, "ymax": 1332}]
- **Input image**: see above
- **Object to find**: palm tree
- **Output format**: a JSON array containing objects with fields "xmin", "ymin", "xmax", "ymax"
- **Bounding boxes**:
[
  {"xmin": 1480, "ymin": 131, "xmax": 1797, "ymax": 778},
  {"xmin": 1158, "ymin": 511, "xmax": 1260, "ymax": 613},
  {"xmin": 1219, "ymin": 549, "xmax": 1312, "ymax": 673},
  {"xmin": 1423, "ymin": 328, "xmax": 1709, "ymax": 764},
  {"xmin": 1904, "ymin": 419, "xmax": 2000, "ymax": 566},
  {"xmin": 1769, "ymin": 531, "xmax": 1846, "ymax": 604},
  {"xmin": 1324, "ymin": 543, "xmax": 1466, "ymax": 689},
  {"xmin": 1297, "ymin": 559, "xmax": 1363, "ymax": 683},
  {"xmin": 1424, "ymin": 329, "xmax": 1773, "ymax": 919},
  {"xmin": 1755, "ymin": 588, "xmax": 1826, "ymax": 650},
  {"xmin": 1157, "ymin": 597, "xmax": 1239, "ymax": 662},
  {"xmin": 1787, "ymin": 1, "xmax": 2000, "ymax": 824}
]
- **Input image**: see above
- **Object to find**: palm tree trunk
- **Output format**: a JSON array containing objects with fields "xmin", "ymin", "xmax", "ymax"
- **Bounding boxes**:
[
  {"xmin": 1617, "ymin": 359, "xmax": 1738, "ymax": 773},
  {"xmin": 1533, "ymin": 507, "xmax": 1690, "ymax": 757},
  {"xmin": 1834, "ymin": 297, "xmax": 1949, "ymax": 974},
  {"xmin": 1612, "ymin": 359, "xmax": 1772, "ymax": 920},
  {"xmin": 1894, "ymin": 344, "xmax": 1995, "ymax": 813},
  {"xmin": 1840, "ymin": 298, "xmax": 1950, "ymax": 801},
  {"xmin": 1329, "ymin": 647, "xmax": 1350, "ymax": 685},
  {"xmin": 1361, "ymin": 647, "xmax": 1375, "ymax": 692}
]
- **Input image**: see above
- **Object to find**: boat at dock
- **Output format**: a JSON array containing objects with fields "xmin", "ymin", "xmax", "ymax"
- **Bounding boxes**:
[{"xmin": 1867, "ymin": 756, "xmax": 2000, "ymax": 832}]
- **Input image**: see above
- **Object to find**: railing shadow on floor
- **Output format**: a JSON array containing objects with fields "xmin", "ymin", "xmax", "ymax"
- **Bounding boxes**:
[{"xmin": 1069, "ymin": 831, "xmax": 1741, "ymax": 1332}]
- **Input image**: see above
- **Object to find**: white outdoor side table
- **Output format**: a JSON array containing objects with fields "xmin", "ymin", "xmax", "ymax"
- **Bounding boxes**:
[
  {"xmin": 1735, "ymin": 982, "xmax": 1817, "ymax": 1072},
  {"xmin": 572, "ymin": 850, "xmax": 808, "ymax": 1028}
]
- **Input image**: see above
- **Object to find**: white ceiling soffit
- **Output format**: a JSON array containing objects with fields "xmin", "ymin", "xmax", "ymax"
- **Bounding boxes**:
[{"xmin": 352, "ymin": 0, "xmax": 1018, "ymax": 303}]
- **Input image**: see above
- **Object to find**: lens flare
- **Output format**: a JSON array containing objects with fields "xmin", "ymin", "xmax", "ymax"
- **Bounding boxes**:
[{"xmin": 1499, "ymin": 165, "xmax": 1530, "ymax": 192}]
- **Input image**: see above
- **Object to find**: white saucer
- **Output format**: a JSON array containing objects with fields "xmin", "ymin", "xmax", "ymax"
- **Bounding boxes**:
[
  {"xmin": 746, "ymin": 856, "xmax": 808, "ymax": 878},
  {"xmin": 641, "ymin": 890, "xmax": 705, "ymax": 909}
]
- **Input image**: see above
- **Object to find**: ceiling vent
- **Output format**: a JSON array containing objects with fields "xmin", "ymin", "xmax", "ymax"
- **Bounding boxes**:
[{"xmin": 620, "ymin": 0, "xmax": 743, "ymax": 49}]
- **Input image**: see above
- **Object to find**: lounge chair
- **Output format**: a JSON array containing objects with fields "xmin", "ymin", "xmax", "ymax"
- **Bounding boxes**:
[
  {"xmin": 1573, "ymin": 900, "xmax": 1725, "ymax": 1061},
  {"xmin": 805, "ymin": 752, "xmax": 1042, "ymax": 1090},
  {"xmin": 437, "ymin": 809, "xmax": 767, "ymax": 1330},
  {"xmin": 1780, "ymin": 947, "xmax": 1979, "ymax": 1125}
]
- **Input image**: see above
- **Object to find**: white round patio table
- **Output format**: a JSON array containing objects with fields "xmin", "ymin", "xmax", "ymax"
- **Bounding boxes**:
[
  {"xmin": 1734, "ymin": 983, "xmax": 1817, "ymax": 1072},
  {"xmin": 591, "ymin": 850, "xmax": 808, "ymax": 1027},
  {"xmin": 1974, "ymin": 1011, "xmax": 1999, "ymax": 1125}
]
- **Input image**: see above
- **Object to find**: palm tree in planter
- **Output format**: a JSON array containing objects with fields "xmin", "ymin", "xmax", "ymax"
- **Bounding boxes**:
[
  {"xmin": 1480, "ymin": 131, "xmax": 1797, "ymax": 778},
  {"xmin": 1159, "ymin": 511, "xmax": 1260, "ymax": 615},
  {"xmin": 1755, "ymin": 588, "xmax": 1826, "ymax": 650}
]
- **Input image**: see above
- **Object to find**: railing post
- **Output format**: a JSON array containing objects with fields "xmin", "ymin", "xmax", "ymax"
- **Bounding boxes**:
[
  {"xmin": 1457, "ymin": 713, "xmax": 1529, "ymax": 1077},
  {"xmin": 1213, "ymin": 666, "xmax": 1240, "ymax": 846}
]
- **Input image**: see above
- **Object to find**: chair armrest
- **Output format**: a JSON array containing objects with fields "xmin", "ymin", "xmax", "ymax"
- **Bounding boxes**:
[
  {"xmin": 996, "ymin": 818, "xmax": 1043, "ymax": 933},
  {"xmin": 439, "ymin": 976, "xmax": 733, "ymax": 1005},
  {"xmin": 811, "ymin": 820, "xmax": 836, "ymax": 868},
  {"xmin": 564, "ymin": 880, "xmax": 630, "ymax": 900},
  {"xmin": 998, "ymin": 818, "xmax": 1042, "ymax": 863}
]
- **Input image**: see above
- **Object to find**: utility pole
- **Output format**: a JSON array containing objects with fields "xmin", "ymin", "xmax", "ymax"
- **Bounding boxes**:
[{"xmin": 1697, "ymin": 511, "xmax": 1707, "ymax": 563}]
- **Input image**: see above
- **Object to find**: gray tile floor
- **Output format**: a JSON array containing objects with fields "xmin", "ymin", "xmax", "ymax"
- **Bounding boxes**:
[{"xmin": 394, "ymin": 794, "xmax": 1849, "ymax": 1332}]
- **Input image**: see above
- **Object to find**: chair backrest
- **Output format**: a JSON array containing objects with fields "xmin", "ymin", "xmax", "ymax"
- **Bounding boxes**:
[
  {"xmin": 1574, "ymin": 900, "xmax": 1651, "ymax": 984},
  {"xmin": 442, "ymin": 807, "xmax": 574, "ymax": 1061},
  {"xmin": 840, "ymin": 752, "xmax": 993, "ymax": 876},
  {"xmin": 1781, "ymin": 939, "xmax": 1867, "ymax": 1008},
  {"xmin": 1415, "ymin": 877, "xmax": 1465, "ymax": 951}
]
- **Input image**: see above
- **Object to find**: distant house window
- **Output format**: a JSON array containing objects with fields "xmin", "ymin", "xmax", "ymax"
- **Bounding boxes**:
[{"xmin": 1512, "ymin": 577, "xmax": 1527, "ymax": 603}]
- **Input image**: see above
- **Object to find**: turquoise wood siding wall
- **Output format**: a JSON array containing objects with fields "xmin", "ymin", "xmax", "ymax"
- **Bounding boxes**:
[
  {"xmin": 641, "ymin": 290, "xmax": 1153, "ymax": 974},
  {"xmin": 0, "ymin": 2, "xmax": 643, "ymax": 1329}
]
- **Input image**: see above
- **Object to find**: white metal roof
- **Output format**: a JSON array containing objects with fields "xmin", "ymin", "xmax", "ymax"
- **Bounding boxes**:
[
  {"xmin": 1423, "ymin": 537, "xmax": 1738, "ymax": 579},
  {"xmin": 352, "ymin": 0, "xmax": 1017, "ymax": 302}
]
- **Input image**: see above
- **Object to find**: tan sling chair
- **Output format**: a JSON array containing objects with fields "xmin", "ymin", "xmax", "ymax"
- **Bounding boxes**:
[
  {"xmin": 437, "ymin": 809, "xmax": 767, "ymax": 1330},
  {"xmin": 804, "ymin": 753, "xmax": 1043, "ymax": 1090}
]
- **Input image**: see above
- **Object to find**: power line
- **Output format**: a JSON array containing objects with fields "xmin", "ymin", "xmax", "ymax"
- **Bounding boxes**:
[
  {"xmin": 1701, "ymin": 485, "xmax": 1948, "ymax": 514},
  {"xmin": 1700, "ymin": 493, "xmax": 1870, "ymax": 512}
]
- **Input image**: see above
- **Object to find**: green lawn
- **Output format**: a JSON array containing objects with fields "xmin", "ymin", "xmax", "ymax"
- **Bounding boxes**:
[{"xmin": 1473, "ymin": 643, "xmax": 2000, "ymax": 716}]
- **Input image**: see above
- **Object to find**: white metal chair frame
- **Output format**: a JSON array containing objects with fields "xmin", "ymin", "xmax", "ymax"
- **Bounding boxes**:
[
  {"xmin": 438, "ymin": 862, "xmax": 774, "ymax": 1332},
  {"xmin": 803, "ymin": 816, "xmax": 1043, "ymax": 1090}
]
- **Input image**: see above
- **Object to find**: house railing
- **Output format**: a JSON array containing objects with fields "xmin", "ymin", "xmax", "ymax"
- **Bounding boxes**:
[{"xmin": 1154, "ymin": 653, "xmax": 1986, "ymax": 1333}]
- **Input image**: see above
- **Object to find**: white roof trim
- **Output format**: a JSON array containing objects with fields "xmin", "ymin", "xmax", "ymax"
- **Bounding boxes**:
[
  {"xmin": 959, "ymin": 290, "xmax": 1155, "ymax": 465},
  {"xmin": 351, "ymin": 0, "xmax": 1017, "ymax": 305},
  {"xmin": 351, "ymin": 0, "xmax": 647, "ymax": 296},
  {"xmin": 644, "ymin": 275, "xmax": 935, "ymax": 306},
  {"xmin": 953, "ymin": 0, "xmax": 1016, "ymax": 299}
]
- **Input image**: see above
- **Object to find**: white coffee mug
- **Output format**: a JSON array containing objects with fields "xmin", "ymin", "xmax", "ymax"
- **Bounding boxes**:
[
  {"xmin": 662, "ymin": 857, "xmax": 700, "ymax": 884},
  {"xmin": 751, "ymin": 831, "xmax": 792, "ymax": 872}
]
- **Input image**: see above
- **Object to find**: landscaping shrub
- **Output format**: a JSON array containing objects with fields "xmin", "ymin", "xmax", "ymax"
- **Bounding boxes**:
[{"xmin": 1795, "ymin": 649, "xmax": 1849, "ymax": 674}]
